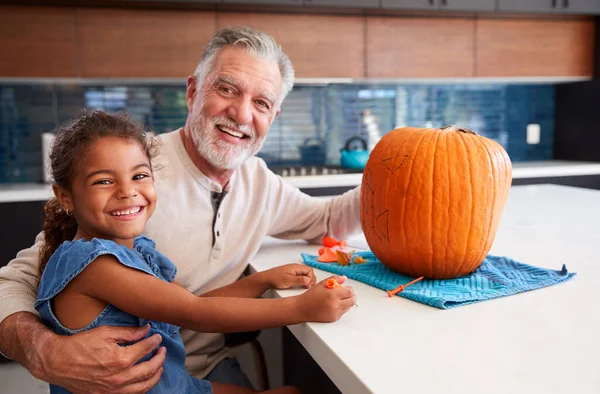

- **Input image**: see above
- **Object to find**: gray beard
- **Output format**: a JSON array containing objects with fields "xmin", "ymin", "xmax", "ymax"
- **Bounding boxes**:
[{"xmin": 190, "ymin": 116, "xmax": 265, "ymax": 170}]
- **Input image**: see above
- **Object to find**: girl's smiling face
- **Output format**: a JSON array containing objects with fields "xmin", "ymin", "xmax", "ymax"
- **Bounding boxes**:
[{"xmin": 56, "ymin": 136, "xmax": 157, "ymax": 248}]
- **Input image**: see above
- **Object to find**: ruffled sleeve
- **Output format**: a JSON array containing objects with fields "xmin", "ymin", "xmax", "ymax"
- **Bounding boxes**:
[
  {"xmin": 133, "ymin": 236, "xmax": 178, "ymax": 283},
  {"xmin": 35, "ymin": 238, "xmax": 157, "ymax": 308}
]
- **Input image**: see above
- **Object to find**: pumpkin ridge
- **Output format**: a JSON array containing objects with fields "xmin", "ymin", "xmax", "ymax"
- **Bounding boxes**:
[
  {"xmin": 442, "ymin": 129, "xmax": 451, "ymax": 277},
  {"xmin": 430, "ymin": 128, "xmax": 442, "ymax": 278},
  {"xmin": 402, "ymin": 129, "xmax": 428, "ymax": 276},
  {"xmin": 473, "ymin": 136, "xmax": 497, "ymax": 265},
  {"xmin": 456, "ymin": 131, "xmax": 474, "ymax": 278}
]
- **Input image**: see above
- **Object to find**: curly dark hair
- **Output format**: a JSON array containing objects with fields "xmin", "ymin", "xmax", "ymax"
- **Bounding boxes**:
[{"xmin": 39, "ymin": 109, "xmax": 159, "ymax": 274}]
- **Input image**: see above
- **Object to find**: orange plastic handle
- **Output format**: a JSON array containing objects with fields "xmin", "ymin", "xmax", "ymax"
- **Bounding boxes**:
[{"xmin": 326, "ymin": 278, "xmax": 341, "ymax": 289}]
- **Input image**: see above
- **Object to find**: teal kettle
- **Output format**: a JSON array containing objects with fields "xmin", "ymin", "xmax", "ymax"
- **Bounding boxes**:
[{"xmin": 340, "ymin": 137, "xmax": 370, "ymax": 170}]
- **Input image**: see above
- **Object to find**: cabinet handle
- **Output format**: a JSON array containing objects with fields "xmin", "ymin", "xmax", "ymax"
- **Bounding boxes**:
[
  {"xmin": 563, "ymin": 0, "xmax": 569, "ymax": 7},
  {"xmin": 551, "ymin": 0, "xmax": 557, "ymax": 7},
  {"xmin": 441, "ymin": 0, "xmax": 447, "ymax": 5},
  {"xmin": 429, "ymin": 0, "xmax": 434, "ymax": 5}
]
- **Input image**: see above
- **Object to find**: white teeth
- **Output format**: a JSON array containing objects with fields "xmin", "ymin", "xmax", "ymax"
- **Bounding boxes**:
[
  {"xmin": 110, "ymin": 206, "xmax": 141, "ymax": 216},
  {"xmin": 218, "ymin": 126, "xmax": 244, "ymax": 138}
]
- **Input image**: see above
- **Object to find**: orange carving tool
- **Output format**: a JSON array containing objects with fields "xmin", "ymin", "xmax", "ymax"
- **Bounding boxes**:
[
  {"xmin": 387, "ymin": 276, "xmax": 424, "ymax": 297},
  {"xmin": 326, "ymin": 278, "xmax": 358, "ymax": 307},
  {"xmin": 326, "ymin": 278, "xmax": 341, "ymax": 289}
]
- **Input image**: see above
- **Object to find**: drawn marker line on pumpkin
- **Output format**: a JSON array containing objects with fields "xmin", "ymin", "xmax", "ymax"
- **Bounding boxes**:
[
  {"xmin": 387, "ymin": 276, "xmax": 424, "ymax": 297},
  {"xmin": 381, "ymin": 153, "xmax": 410, "ymax": 174}
]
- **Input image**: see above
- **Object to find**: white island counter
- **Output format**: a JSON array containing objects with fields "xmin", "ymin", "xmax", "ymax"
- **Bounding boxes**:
[{"xmin": 249, "ymin": 184, "xmax": 600, "ymax": 394}]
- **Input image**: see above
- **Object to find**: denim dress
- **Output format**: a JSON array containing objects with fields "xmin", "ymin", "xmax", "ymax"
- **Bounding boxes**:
[{"xmin": 35, "ymin": 236, "xmax": 213, "ymax": 394}]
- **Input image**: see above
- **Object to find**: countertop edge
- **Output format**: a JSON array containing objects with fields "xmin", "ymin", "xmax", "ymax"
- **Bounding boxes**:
[{"xmin": 2, "ymin": 162, "xmax": 600, "ymax": 203}]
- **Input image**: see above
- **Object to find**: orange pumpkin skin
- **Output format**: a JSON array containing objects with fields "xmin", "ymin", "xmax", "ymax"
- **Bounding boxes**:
[{"xmin": 360, "ymin": 125, "xmax": 512, "ymax": 279}]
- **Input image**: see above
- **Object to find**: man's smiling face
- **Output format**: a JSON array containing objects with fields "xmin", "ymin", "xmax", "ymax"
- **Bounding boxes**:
[{"xmin": 188, "ymin": 46, "xmax": 282, "ymax": 170}]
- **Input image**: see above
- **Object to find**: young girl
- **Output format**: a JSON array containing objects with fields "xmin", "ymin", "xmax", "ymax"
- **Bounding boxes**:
[{"xmin": 35, "ymin": 110, "xmax": 355, "ymax": 394}]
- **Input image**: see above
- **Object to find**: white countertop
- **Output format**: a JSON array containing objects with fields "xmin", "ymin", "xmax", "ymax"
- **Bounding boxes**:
[
  {"xmin": 1, "ymin": 160, "xmax": 600, "ymax": 203},
  {"xmin": 248, "ymin": 184, "xmax": 600, "ymax": 394},
  {"xmin": 284, "ymin": 160, "xmax": 600, "ymax": 189}
]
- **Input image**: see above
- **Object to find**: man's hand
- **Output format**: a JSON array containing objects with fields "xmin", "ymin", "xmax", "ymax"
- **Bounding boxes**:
[
  {"xmin": 264, "ymin": 263, "xmax": 317, "ymax": 290},
  {"xmin": 1, "ymin": 313, "xmax": 166, "ymax": 394}
]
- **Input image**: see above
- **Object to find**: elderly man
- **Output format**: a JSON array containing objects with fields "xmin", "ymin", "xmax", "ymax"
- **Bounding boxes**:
[{"xmin": 0, "ymin": 27, "xmax": 361, "ymax": 393}]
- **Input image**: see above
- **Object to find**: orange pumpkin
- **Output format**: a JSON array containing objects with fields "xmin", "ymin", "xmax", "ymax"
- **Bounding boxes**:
[{"xmin": 360, "ymin": 125, "xmax": 512, "ymax": 279}]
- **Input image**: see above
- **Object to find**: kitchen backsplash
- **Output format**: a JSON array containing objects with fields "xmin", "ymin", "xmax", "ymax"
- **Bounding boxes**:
[{"xmin": 0, "ymin": 81, "xmax": 554, "ymax": 183}]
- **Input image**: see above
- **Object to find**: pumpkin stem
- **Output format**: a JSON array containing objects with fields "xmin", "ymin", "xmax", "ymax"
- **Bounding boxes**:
[{"xmin": 441, "ymin": 124, "xmax": 477, "ymax": 135}]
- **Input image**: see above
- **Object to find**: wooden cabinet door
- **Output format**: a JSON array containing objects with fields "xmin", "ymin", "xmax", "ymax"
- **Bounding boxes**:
[
  {"xmin": 475, "ymin": 18, "xmax": 594, "ymax": 77},
  {"xmin": 366, "ymin": 17, "xmax": 475, "ymax": 78},
  {"xmin": 217, "ymin": 13, "xmax": 365, "ymax": 78},
  {"xmin": 78, "ymin": 8, "xmax": 217, "ymax": 78},
  {"xmin": 0, "ymin": 6, "xmax": 79, "ymax": 77}
]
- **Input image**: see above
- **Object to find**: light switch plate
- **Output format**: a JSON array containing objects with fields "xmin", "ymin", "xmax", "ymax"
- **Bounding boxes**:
[{"xmin": 527, "ymin": 124, "xmax": 540, "ymax": 145}]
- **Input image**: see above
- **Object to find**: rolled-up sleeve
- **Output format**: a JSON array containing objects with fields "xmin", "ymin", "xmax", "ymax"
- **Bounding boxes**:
[
  {"xmin": 0, "ymin": 232, "xmax": 44, "ymax": 324},
  {"xmin": 267, "ymin": 173, "xmax": 362, "ymax": 244}
]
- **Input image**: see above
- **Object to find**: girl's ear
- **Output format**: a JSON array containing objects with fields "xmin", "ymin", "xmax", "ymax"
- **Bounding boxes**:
[{"xmin": 53, "ymin": 185, "xmax": 73, "ymax": 213}]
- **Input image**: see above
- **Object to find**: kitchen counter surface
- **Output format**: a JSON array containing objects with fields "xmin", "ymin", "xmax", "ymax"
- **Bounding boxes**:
[
  {"xmin": 1, "ymin": 160, "xmax": 600, "ymax": 203},
  {"xmin": 248, "ymin": 184, "xmax": 600, "ymax": 394}
]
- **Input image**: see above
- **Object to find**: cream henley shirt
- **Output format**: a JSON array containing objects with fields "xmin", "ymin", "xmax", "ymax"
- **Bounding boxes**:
[{"xmin": 0, "ymin": 129, "xmax": 362, "ymax": 379}]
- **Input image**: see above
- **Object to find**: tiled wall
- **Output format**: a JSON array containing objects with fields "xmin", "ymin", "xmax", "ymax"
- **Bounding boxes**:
[{"xmin": 0, "ymin": 81, "xmax": 555, "ymax": 183}]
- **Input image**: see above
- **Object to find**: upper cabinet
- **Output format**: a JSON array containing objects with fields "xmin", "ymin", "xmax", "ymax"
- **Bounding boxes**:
[
  {"xmin": 475, "ymin": 18, "xmax": 594, "ymax": 77},
  {"xmin": 560, "ymin": 0, "xmax": 600, "ymax": 14},
  {"xmin": 78, "ymin": 8, "xmax": 217, "ymax": 77},
  {"xmin": 0, "ymin": 6, "xmax": 79, "ymax": 77},
  {"xmin": 217, "ymin": 13, "xmax": 365, "ymax": 78},
  {"xmin": 366, "ymin": 17, "xmax": 475, "ymax": 78},
  {"xmin": 498, "ymin": 0, "xmax": 600, "ymax": 14},
  {"xmin": 381, "ymin": 0, "xmax": 495, "ymax": 11},
  {"xmin": 222, "ymin": 0, "xmax": 301, "ymax": 5},
  {"xmin": 223, "ymin": 0, "xmax": 377, "ymax": 5},
  {"xmin": 305, "ymin": 0, "xmax": 379, "ymax": 7}
]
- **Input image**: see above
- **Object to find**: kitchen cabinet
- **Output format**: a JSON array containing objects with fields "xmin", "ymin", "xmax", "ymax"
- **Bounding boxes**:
[
  {"xmin": 381, "ymin": 0, "xmax": 495, "ymax": 11},
  {"xmin": 0, "ymin": 201, "xmax": 45, "ymax": 269},
  {"xmin": 0, "ymin": 6, "xmax": 79, "ymax": 77},
  {"xmin": 218, "ymin": 13, "xmax": 365, "ymax": 78},
  {"xmin": 366, "ymin": 17, "xmax": 475, "ymax": 77},
  {"xmin": 222, "ymin": 0, "xmax": 301, "ymax": 4},
  {"xmin": 78, "ymin": 8, "xmax": 217, "ymax": 77},
  {"xmin": 498, "ymin": 0, "xmax": 600, "ymax": 14},
  {"xmin": 561, "ymin": 0, "xmax": 600, "ymax": 14},
  {"xmin": 223, "ymin": 0, "xmax": 377, "ymax": 6},
  {"xmin": 475, "ymin": 18, "xmax": 594, "ymax": 77},
  {"xmin": 305, "ymin": 0, "xmax": 379, "ymax": 8}
]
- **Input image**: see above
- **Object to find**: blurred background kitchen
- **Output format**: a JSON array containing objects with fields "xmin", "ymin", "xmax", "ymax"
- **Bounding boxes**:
[{"xmin": 1, "ymin": 1, "xmax": 600, "ymax": 392}]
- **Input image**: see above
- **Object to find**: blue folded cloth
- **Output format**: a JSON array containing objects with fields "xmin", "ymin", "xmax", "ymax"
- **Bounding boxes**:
[{"xmin": 302, "ymin": 251, "xmax": 575, "ymax": 309}]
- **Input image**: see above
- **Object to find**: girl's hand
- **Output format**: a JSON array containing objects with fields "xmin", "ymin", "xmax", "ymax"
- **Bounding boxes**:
[
  {"xmin": 264, "ymin": 264, "xmax": 317, "ymax": 290},
  {"xmin": 296, "ymin": 275, "xmax": 356, "ymax": 323}
]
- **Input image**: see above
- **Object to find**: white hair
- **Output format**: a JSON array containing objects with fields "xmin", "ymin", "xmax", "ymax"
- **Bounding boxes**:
[{"xmin": 193, "ymin": 27, "xmax": 295, "ymax": 108}]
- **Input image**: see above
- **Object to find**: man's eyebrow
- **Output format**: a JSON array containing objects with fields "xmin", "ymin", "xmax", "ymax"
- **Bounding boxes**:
[
  {"xmin": 214, "ymin": 75, "xmax": 239, "ymax": 87},
  {"xmin": 259, "ymin": 90, "xmax": 277, "ymax": 106},
  {"xmin": 214, "ymin": 74, "xmax": 277, "ymax": 106}
]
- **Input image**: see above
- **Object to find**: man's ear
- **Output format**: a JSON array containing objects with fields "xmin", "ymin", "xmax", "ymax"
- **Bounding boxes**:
[
  {"xmin": 53, "ymin": 184, "xmax": 73, "ymax": 213},
  {"xmin": 186, "ymin": 76, "xmax": 197, "ymax": 111}
]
